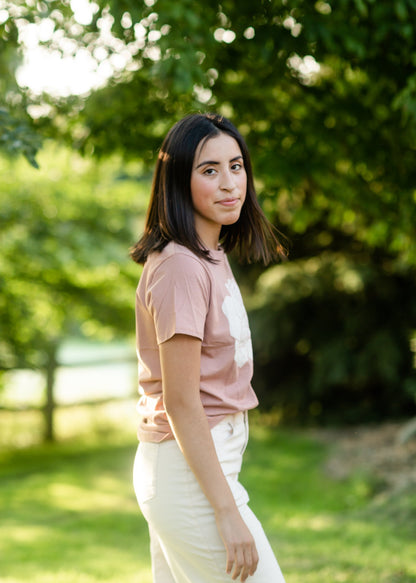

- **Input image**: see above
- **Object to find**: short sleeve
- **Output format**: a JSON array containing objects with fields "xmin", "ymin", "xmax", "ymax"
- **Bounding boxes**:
[{"xmin": 145, "ymin": 252, "xmax": 211, "ymax": 344}]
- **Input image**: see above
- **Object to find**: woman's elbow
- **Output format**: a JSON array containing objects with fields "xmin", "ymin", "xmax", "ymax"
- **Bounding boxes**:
[{"xmin": 164, "ymin": 390, "xmax": 201, "ymax": 419}]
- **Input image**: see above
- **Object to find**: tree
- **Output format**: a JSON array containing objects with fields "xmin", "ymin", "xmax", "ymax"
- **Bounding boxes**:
[
  {"xmin": 0, "ymin": 9, "xmax": 40, "ymax": 166},
  {"xmin": 87, "ymin": 0, "xmax": 416, "ymax": 266},
  {"xmin": 0, "ymin": 149, "xmax": 145, "ymax": 439},
  {"xmin": 1, "ymin": 0, "xmax": 413, "ymax": 263}
]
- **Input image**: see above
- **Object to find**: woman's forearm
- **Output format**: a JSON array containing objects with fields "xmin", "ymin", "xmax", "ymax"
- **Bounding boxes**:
[
  {"xmin": 160, "ymin": 333, "xmax": 258, "ymax": 581},
  {"xmin": 160, "ymin": 333, "xmax": 236, "ymax": 513},
  {"xmin": 166, "ymin": 397, "xmax": 237, "ymax": 514}
]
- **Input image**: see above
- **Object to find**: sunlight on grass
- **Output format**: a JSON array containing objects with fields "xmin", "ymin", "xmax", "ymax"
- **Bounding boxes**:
[
  {"xmin": 242, "ymin": 419, "xmax": 416, "ymax": 583},
  {"xmin": 285, "ymin": 513, "xmax": 336, "ymax": 530},
  {"xmin": 0, "ymin": 399, "xmax": 138, "ymax": 449},
  {"xmin": 44, "ymin": 480, "xmax": 135, "ymax": 512},
  {"xmin": 8, "ymin": 525, "xmax": 48, "ymax": 544}
]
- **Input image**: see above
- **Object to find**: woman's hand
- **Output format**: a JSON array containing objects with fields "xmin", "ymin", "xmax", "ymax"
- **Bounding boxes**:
[{"xmin": 215, "ymin": 506, "xmax": 259, "ymax": 582}]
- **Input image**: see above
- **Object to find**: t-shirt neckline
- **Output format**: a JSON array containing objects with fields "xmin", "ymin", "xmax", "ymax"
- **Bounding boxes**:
[{"xmin": 209, "ymin": 246, "xmax": 225, "ymax": 260}]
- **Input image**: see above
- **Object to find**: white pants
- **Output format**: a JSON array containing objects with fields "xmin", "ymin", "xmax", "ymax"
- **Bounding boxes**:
[{"xmin": 133, "ymin": 412, "xmax": 286, "ymax": 583}]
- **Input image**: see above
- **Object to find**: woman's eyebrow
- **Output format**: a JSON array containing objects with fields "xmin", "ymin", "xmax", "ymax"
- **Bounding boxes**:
[{"xmin": 195, "ymin": 155, "xmax": 243, "ymax": 169}]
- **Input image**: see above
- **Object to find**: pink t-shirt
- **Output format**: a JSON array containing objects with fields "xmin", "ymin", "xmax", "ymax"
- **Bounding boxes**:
[{"xmin": 135, "ymin": 241, "xmax": 259, "ymax": 442}]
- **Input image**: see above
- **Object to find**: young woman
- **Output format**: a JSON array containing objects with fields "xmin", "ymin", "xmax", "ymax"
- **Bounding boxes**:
[{"xmin": 131, "ymin": 113, "xmax": 286, "ymax": 583}]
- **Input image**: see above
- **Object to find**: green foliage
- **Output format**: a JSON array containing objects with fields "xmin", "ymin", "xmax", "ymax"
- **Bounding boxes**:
[
  {"xmin": 0, "ymin": 149, "xmax": 145, "ymax": 371},
  {"xmin": 0, "ymin": 5, "xmax": 42, "ymax": 166},
  {"xmin": 0, "ymin": 108, "xmax": 41, "ymax": 167},
  {"xmin": 249, "ymin": 252, "xmax": 416, "ymax": 424},
  {"xmin": 2, "ymin": 0, "xmax": 415, "ymax": 262},
  {"xmin": 1, "ymin": 0, "xmax": 416, "ymax": 424},
  {"xmin": 5, "ymin": 0, "xmax": 411, "ymax": 266}
]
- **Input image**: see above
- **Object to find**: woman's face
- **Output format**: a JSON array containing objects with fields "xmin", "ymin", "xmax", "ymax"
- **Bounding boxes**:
[{"xmin": 190, "ymin": 132, "xmax": 247, "ymax": 250}]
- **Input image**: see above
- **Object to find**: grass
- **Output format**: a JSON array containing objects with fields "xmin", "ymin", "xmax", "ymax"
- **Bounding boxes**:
[
  {"xmin": 242, "ymin": 421, "xmax": 416, "ymax": 582},
  {"xmin": 0, "ymin": 403, "xmax": 415, "ymax": 582}
]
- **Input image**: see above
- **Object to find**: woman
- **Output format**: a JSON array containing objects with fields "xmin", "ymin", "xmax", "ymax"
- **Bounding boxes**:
[{"xmin": 131, "ymin": 113, "xmax": 286, "ymax": 582}]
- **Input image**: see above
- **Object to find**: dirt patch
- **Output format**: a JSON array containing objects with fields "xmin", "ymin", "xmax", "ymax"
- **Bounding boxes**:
[{"xmin": 311, "ymin": 420, "xmax": 416, "ymax": 494}]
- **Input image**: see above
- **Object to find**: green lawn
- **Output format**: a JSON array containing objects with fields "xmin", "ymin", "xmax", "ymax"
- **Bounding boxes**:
[{"xmin": 0, "ymin": 404, "xmax": 415, "ymax": 582}]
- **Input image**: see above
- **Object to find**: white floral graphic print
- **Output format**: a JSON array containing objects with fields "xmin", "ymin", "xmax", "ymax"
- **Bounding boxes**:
[{"xmin": 222, "ymin": 278, "xmax": 253, "ymax": 368}]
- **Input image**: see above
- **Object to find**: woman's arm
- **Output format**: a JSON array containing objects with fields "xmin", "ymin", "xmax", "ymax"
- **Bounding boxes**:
[{"xmin": 160, "ymin": 333, "xmax": 258, "ymax": 583}]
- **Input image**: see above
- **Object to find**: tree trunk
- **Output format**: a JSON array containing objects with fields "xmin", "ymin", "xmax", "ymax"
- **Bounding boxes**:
[{"xmin": 44, "ymin": 343, "xmax": 58, "ymax": 442}]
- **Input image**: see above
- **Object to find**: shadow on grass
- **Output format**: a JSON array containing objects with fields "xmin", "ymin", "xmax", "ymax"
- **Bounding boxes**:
[{"xmin": 0, "ymin": 438, "xmax": 151, "ymax": 583}]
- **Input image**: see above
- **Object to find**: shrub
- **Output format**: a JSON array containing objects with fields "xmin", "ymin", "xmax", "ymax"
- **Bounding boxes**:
[{"xmin": 249, "ymin": 253, "xmax": 416, "ymax": 424}]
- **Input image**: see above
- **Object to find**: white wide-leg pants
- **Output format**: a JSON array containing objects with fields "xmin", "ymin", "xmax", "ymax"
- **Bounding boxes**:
[{"xmin": 133, "ymin": 412, "xmax": 285, "ymax": 583}]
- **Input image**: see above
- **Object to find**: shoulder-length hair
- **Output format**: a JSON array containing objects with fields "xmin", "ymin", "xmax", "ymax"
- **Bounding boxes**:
[{"xmin": 130, "ymin": 112, "xmax": 286, "ymax": 264}]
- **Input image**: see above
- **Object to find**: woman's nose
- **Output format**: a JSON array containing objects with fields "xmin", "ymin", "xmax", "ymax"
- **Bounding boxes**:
[{"xmin": 220, "ymin": 170, "xmax": 235, "ymax": 191}]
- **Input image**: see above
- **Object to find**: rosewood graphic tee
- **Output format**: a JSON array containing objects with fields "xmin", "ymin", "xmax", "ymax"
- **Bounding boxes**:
[{"xmin": 135, "ymin": 241, "xmax": 258, "ymax": 442}]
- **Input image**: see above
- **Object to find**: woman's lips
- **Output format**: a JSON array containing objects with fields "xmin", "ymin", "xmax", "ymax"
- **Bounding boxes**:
[{"xmin": 217, "ymin": 198, "xmax": 239, "ymax": 206}]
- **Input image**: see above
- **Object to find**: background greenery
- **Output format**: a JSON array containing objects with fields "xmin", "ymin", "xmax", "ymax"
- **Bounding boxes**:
[
  {"xmin": 1, "ymin": 0, "xmax": 416, "ymax": 436},
  {"xmin": 1, "ymin": 3, "xmax": 415, "ymax": 580}
]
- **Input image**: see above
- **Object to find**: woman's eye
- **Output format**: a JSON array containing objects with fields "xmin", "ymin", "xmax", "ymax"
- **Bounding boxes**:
[
  {"xmin": 203, "ymin": 168, "xmax": 216, "ymax": 175},
  {"xmin": 231, "ymin": 163, "xmax": 242, "ymax": 171}
]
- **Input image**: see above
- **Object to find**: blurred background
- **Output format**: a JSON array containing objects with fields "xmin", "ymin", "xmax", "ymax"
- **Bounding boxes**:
[{"xmin": 1, "ymin": 0, "xmax": 416, "ymax": 445}]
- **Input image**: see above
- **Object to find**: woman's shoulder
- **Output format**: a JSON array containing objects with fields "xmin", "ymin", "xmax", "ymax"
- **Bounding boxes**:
[
  {"xmin": 150, "ymin": 241, "xmax": 222, "ymax": 269},
  {"xmin": 142, "ymin": 242, "xmax": 213, "ymax": 303},
  {"xmin": 145, "ymin": 241, "xmax": 212, "ymax": 279}
]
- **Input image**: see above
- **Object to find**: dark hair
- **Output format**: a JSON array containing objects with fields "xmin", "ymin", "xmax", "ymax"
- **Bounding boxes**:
[{"xmin": 130, "ymin": 112, "xmax": 286, "ymax": 264}]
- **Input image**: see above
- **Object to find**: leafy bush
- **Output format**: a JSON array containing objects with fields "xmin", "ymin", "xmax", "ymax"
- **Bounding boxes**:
[
  {"xmin": 0, "ymin": 109, "xmax": 41, "ymax": 168},
  {"xmin": 249, "ymin": 253, "xmax": 416, "ymax": 424}
]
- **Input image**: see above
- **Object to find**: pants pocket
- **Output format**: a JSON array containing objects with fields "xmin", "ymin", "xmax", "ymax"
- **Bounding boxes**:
[
  {"xmin": 240, "ymin": 411, "xmax": 249, "ymax": 454},
  {"xmin": 133, "ymin": 442, "xmax": 159, "ymax": 506}
]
